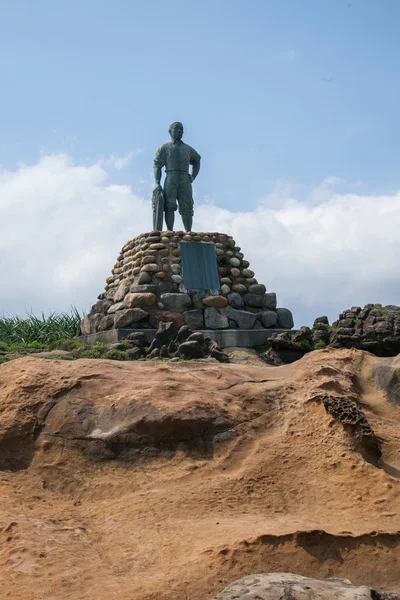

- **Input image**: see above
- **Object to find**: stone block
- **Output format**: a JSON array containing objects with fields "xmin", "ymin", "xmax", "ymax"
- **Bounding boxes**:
[
  {"xmin": 184, "ymin": 309, "xmax": 204, "ymax": 330},
  {"xmin": 259, "ymin": 310, "xmax": 278, "ymax": 328},
  {"xmin": 107, "ymin": 302, "xmax": 125, "ymax": 314},
  {"xmin": 248, "ymin": 283, "xmax": 266, "ymax": 295},
  {"xmin": 114, "ymin": 308, "xmax": 148, "ymax": 328},
  {"xmin": 227, "ymin": 292, "xmax": 244, "ymax": 309},
  {"xmin": 124, "ymin": 293, "xmax": 156, "ymax": 308},
  {"xmin": 160, "ymin": 293, "xmax": 192, "ymax": 312},
  {"xmin": 224, "ymin": 307, "xmax": 257, "ymax": 329},
  {"xmin": 204, "ymin": 307, "xmax": 229, "ymax": 329}
]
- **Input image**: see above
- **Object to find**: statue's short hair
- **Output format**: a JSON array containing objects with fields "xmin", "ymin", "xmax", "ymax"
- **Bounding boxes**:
[{"xmin": 169, "ymin": 121, "xmax": 183, "ymax": 132}]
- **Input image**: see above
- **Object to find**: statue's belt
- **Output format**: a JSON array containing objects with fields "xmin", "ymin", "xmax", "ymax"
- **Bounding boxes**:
[{"xmin": 165, "ymin": 169, "xmax": 190, "ymax": 174}]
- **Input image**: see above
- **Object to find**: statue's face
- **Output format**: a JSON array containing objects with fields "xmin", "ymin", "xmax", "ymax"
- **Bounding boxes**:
[{"xmin": 170, "ymin": 122, "xmax": 183, "ymax": 140}]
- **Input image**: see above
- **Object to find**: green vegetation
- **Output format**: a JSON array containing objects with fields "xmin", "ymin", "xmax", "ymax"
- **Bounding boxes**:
[
  {"xmin": 0, "ymin": 308, "xmax": 82, "ymax": 346},
  {"xmin": 314, "ymin": 340, "xmax": 327, "ymax": 348},
  {"xmin": 104, "ymin": 349, "xmax": 128, "ymax": 361},
  {"xmin": 298, "ymin": 339, "xmax": 311, "ymax": 349}
]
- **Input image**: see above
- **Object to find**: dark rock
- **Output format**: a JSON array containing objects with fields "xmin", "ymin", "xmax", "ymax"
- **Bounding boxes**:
[
  {"xmin": 210, "ymin": 348, "xmax": 230, "ymax": 363},
  {"xmin": 148, "ymin": 347, "xmax": 160, "ymax": 359},
  {"xmin": 259, "ymin": 310, "xmax": 278, "ymax": 328},
  {"xmin": 168, "ymin": 340, "xmax": 178, "ymax": 354},
  {"xmin": 292, "ymin": 326, "xmax": 312, "ymax": 344},
  {"xmin": 244, "ymin": 293, "xmax": 266, "ymax": 308},
  {"xmin": 227, "ymin": 292, "xmax": 244, "ymax": 309},
  {"xmin": 187, "ymin": 332, "xmax": 205, "ymax": 345},
  {"xmin": 97, "ymin": 292, "xmax": 106, "ymax": 300},
  {"xmin": 129, "ymin": 285, "xmax": 157, "ymax": 295},
  {"xmin": 160, "ymin": 345, "xmax": 169, "ymax": 358},
  {"xmin": 126, "ymin": 347, "xmax": 142, "ymax": 360},
  {"xmin": 264, "ymin": 293, "xmax": 277, "ymax": 310},
  {"xmin": 154, "ymin": 321, "xmax": 177, "ymax": 346},
  {"xmin": 137, "ymin": 271, "xmax": 152, "ymax": 285},
  {"xmin": 98, "ymin": 315, "xmax": 114, "ymax": 331},
  {"xmin": 114, "ymin": 308, "xmax": 148, "ymax": 328},
  {"xmin": 276, "ymin": 307, "xmax": 294, "ymax": 329},
  {"xmin": 312, "ymin": 329, "xmax": 331, "ymax": 345},
  {"xmin": 224, "ymin": 307, "xmax": 257, "ymax": 329},
  {"xmin": 91, "ymin": 300, "xmax": 112, "ymax": 315},
  {"xmin": 314, "ymin": 315, "xmax": 329, "ymax": 326},
  {"xmin": 149, "ymin": 311, "xmax": 185, "ymax": 330},
  {"xmin": 228, "ymin": 319, "xmax": 238, "ymax": 329},
  {"xmin": 179, "ymin": 341, "xmax": 204, "ymax": 359},
  {"xmin": 160, "ymin": 293, "xmax": 192, "ymax": 312},
  {"xmin": 184, "ymin": 309, "xmax": 204, "ymax": 330},
  {"xmin": 338, "ymin": 318, "xmax": 355, "ymax": 328},
  {"xmin": 204, "ymin": 307, "xmax": 229, "ymax": 329},
  {"xmin": 176, "ymin": 325, "xmax": 192, "ymax": 343},
  {"xmin": 125, "ymin": 332, "xmax": 148, "ymax": 346},
  {"xmin": 248, "ymin": 283, "xmax": 266, "ymax": 295}
]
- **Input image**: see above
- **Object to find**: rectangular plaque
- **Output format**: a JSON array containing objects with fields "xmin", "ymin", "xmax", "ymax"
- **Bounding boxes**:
[{"xmin": 180, "ymin": 241, "xmax": 221, "ymax": 294}]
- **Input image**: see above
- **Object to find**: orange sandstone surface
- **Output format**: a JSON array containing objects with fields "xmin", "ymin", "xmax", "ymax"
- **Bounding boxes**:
[{"xmin": 0, "ymin": 348, "xmax": 399, "ymax": 599}]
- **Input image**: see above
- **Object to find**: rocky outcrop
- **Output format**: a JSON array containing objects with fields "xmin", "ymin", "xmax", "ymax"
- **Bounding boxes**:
[
  {"xmin": 212, "ymin": 573, "xmax": 400, "ymax": 600},
  {"xmin": 81, "ymin": 230, "xmax": 294, "ymax": 335},
  {"xmin": 265, "ymin": 304, "xmax": 400, "ymax": 364}
]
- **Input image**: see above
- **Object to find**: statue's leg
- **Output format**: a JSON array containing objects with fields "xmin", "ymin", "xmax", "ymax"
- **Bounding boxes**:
[
  {"xmin": 178, "ymin": 176, "xmax": 194, "ymax": 232},
  {"xmin": 163, "ymin": 174, "xmax": 178, "ymax": 231}
]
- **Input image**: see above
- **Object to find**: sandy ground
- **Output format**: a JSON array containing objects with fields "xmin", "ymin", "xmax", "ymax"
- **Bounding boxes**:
[{"xmin": 0, "ymin": 347, "xmax": 399, "ymax": 599}]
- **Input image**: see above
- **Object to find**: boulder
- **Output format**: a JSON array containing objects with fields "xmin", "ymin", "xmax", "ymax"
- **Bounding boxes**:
[
  {"xmin": 264, "ymin": 293, "xmax": 277, "ymax": 310},
  {"xmin": 212, "ymin": 573, "xmax": 386, "ymax": 600},
  {"xmin": 248, "ymin": 283, "xmax": 266, "ymax": 295},
  {"xmin": 187, "ymin": 332, "xmax": 205, "ymax": 344},
  {"xmin": 90, "ymin": 299, "xmax": 113, "ymax": 315},
  {"xmin": 225, "ymin": 307, "xmax": 257, "ymax": 329},
  {"xmin": 129, "ymin": 285, "xmax": 157, "ymax": 295},
  {"xmin": 227, "ymin": 292, "xmax": 244, "ymax": 309},
  {"xmin": 276, "ymin": 307, "xmax": 294, "ymax": 329},
  {"xmin": 244, "ymin": 293, "xmax": 267, "ymax": 308},
  {"xmin": 176, "ymin": 325, "xmax": 192, "ymax": 343},
  {"xmin": 98, "ymin": 315, "xmax": 114, "ymax": 331},
  {"xmin": 137, "ymin": 271, "xmax": 152, "ymax": 285},
  {"xmin": 232, "ymin": 284, "xmax": 247, "ymax": 294},
  {"xmin": 184, "ymin": 309, "xmax": 204, "ymax": 330},
  {"xmin": 148, "ymin": 311, "xmax": 184, "ymax": 329},
  {"xmin": 107, "ymin": 302, "xmax": 125, "ymax": 314},
  {"xmin": 259, "ymin": 310, "xmax": 278, "ymax": 328},
  {"xmin": 114, "ymin": 308, "xmax": 148, "ymax": 328},
  {"xmin": 204, "ymin": 307, "xmax": 229, "ymax": 329},
  {"xmin": 160, "ymin": 293, "xmax": 192, "ymax": 312},
  {"xmin": 124, "ymin": 293, "xmax": 156, "ymax": 308},
  {"xmin": 114, "ymin": 280, "xmax": 131, "ymax": 302},
  {"xmin": 179, "ymin": 341, "xmax": 204, "ymax": 359},
  {"xmin": 203, "ymin": 296, "xmax": 228, "ymax": 308}
]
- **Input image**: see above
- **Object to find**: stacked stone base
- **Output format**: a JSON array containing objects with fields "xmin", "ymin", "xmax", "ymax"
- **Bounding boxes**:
[{"xmin": 81, "ymin": 230, "xmax": 294, "ymax": 337}]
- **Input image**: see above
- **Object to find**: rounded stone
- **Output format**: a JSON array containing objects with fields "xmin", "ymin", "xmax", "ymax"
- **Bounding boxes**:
[
  {"xmin": 171, "ymin": 236, "xmax": 180, "ymax": 243},
  {"xmin": 203, "ymin": 295, "xmax": 228, "ymax": 308},
  {"xmin": 147, "ymin": 236, "xmax": 161, "ymax": 244},
  {"xmin": 183, "ymin": 234, "xmax": 192, "ymax": 241},
  {"xmin": 172, "ymin": 248, "xmax": 180, "ymax": 257},
  {"xmin": 132, "ymin": 266, "xmax": 140, "ymax": 275},
  {"xmin": 236, "ymin": 252, "xmax": 244, "ymax": 259},
  {"xmin": 138, "ymin": 271, "xmax": 152, "ymax": 285},
  {"xmin": 203, "ymin": 235, "xmax": 211, "ymax": 242},
  {"xmin": 242, "ymin": 268, "xmax": 255, "ymax": 278},
  {"xmin": 242, "ymin": 260, "xmax": 250, "ymax": 268},
  {"xmin": 232, "ymin": 284, "xmax": 247, "ymax": 294},
  {"xmin": 220, "ymin": 277, "xmax": 231, "ymax": 284},
  {"xmin": 276, "ymin": 307, "xmax": 294, "ymax": 329},
  {"xmin": 114, "ymin": 308, "xmax": 148, "ymax": 328},
  {"xmin": 141, "ymin": 263, "xmax": 158, "ymax": 272},
  {"xmin": 260, "ymin": 310, "xmax": 278, "ymax": 328},
  {"xmin": 159, "ymin": 249, "xmax": 170, "ymax": 257},
  {"xmin": 216, "ymin": 248, "xmax": 224, "ymax": 256},
  {"xmin": 171, "ymin": 257, "xmax": 181, "ymax": 264},
  {"xmin": 155, "ymin": 271, "xmax": 165, "ymax": 279},
  {"xmin": 193, "ymin": 235, "xmax": 201, "ymax": 241},
  {"xmin": 219, "ymin": 267, "xmax": 230, "ymax": 276},
  {"xmin": 225, "ymin": 250, "xmax": 233, "ymax": 257},
  {"xmin": 160, "ymin": 293, "xmax": 192, "ymax": 312},
  {"xmin": 221, "ymin": 284, "xmax": 231, "ymax": 295},
  {"xmin": 171, "ymin": 274, "xmax": 182, "ymax": 284},
  {"xmin": 229, "ymin": 257, "xmax": 241, "ymax": 267},
  {"xmin": 244, "ymin": 293, "xmax": 266, "ymax": 308},
  {"xmin": 162, "ymin": 264, "xmax": 169, "ymax": 273},
  {"xmin": 150, "ymin": 243, "xmax": 166, "ymax": 250},
  {"xmin": 228, "ymin": 292, "xmax": 244, "ymax": 309},
  {"xmin": 161, "ymin": 237, "xmax": 170, "ymax": 244},
  {"xmin": 230, "ymin": 268, "xmax": 240, "ymax": 277},
  {"xmin": 123, "ymin": 293, "xmax": 156, "ymax": 308},
  {"xmin": 171, "ymin": 263, "xmax": 181, "ymax": 274},
  {"xmin": 249, "ymin": 283, "xmax": 266, "ymax": 294}
]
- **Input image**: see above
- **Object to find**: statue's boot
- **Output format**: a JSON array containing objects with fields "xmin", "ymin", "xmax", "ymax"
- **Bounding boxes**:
[
  {"xmin": 165, "ymin": 209, "xmax": 175, "ymax": 231},
  {"xmin": 182, "ymin": 213, "xmax": 192, "ymax": 232}
]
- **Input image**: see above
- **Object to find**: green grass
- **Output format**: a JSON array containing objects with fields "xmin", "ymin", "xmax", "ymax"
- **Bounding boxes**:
[{"xmin": 0, "ymin": 307, "xmax": 83, "ymax": 346}]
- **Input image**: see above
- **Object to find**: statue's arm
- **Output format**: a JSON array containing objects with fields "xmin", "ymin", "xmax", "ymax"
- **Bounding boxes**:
[
  {"xmin": 154, "ymin": 145, "xmax": 165, "ymax": 188},
  {"xmin": 154, "ymin": 165, "xmax": 162, "ymax": 187},
  {"xmin": 190, "ymin": 148, "xmax": 201, "ymax": 182}
]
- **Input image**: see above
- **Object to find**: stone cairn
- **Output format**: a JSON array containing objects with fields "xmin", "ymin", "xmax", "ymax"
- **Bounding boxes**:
[{"xmin": 81, "ymin": 230, "xmax": 294, "ymax": 336}]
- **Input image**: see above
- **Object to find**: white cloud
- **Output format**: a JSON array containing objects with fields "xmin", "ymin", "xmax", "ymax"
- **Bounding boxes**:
[
  {"xmin": 0, "ymin": 154, "xmax": 400, "ymax": 327},
  {"xmin": 103, "ymin": 149, "xmax": 144, "ymax": 170}
]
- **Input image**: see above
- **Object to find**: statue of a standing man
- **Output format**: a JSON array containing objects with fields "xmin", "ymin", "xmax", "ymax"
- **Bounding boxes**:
[{"xmin": 153, "ymin": 122, "xmax": 201, "ymax": 232}]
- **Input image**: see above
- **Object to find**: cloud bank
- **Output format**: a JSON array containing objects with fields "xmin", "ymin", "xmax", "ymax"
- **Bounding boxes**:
[{"xmin": 0, "ymin": 154, "xmax": 399, "ymax": 327}]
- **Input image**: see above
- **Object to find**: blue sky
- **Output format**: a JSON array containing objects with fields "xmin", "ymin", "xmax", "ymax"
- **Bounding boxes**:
[{"xmin": 1, "ymin": 0, "xmax": 400, "ymax": 325}]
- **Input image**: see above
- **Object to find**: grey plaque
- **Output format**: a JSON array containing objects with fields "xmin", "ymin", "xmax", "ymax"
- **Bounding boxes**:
[{"xmin": 180, "ymin": 241, "xmax": 220, "ymax": 294}]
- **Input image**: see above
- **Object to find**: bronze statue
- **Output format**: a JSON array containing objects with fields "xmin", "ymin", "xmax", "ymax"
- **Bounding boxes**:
[{"xmin": 153, "ymin": 122, "xmax": 201, "ymax": 232}]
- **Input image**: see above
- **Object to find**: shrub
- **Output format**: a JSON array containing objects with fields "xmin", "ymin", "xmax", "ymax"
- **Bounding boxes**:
[
  {"xmin": 0, "ymin": 307, "xmax": 83, "ymax": 345},
  {"xmin": 104, "ymin": 349, "xmax": 128, "ymax": 361},
  {"xmin": 314, "ymin": 341, "xmax": 327, "ymax": 349}
]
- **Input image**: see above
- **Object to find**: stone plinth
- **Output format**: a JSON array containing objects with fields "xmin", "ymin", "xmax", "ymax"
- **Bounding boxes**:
[{"xmin": 81, "ymin": 230, "xmax": 294, "ymax": 337}]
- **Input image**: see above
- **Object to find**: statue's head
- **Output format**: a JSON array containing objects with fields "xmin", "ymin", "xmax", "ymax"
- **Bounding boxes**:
[{"xmin": 169, "ymin": 121, "xmax": 184, "ymax": 141}]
